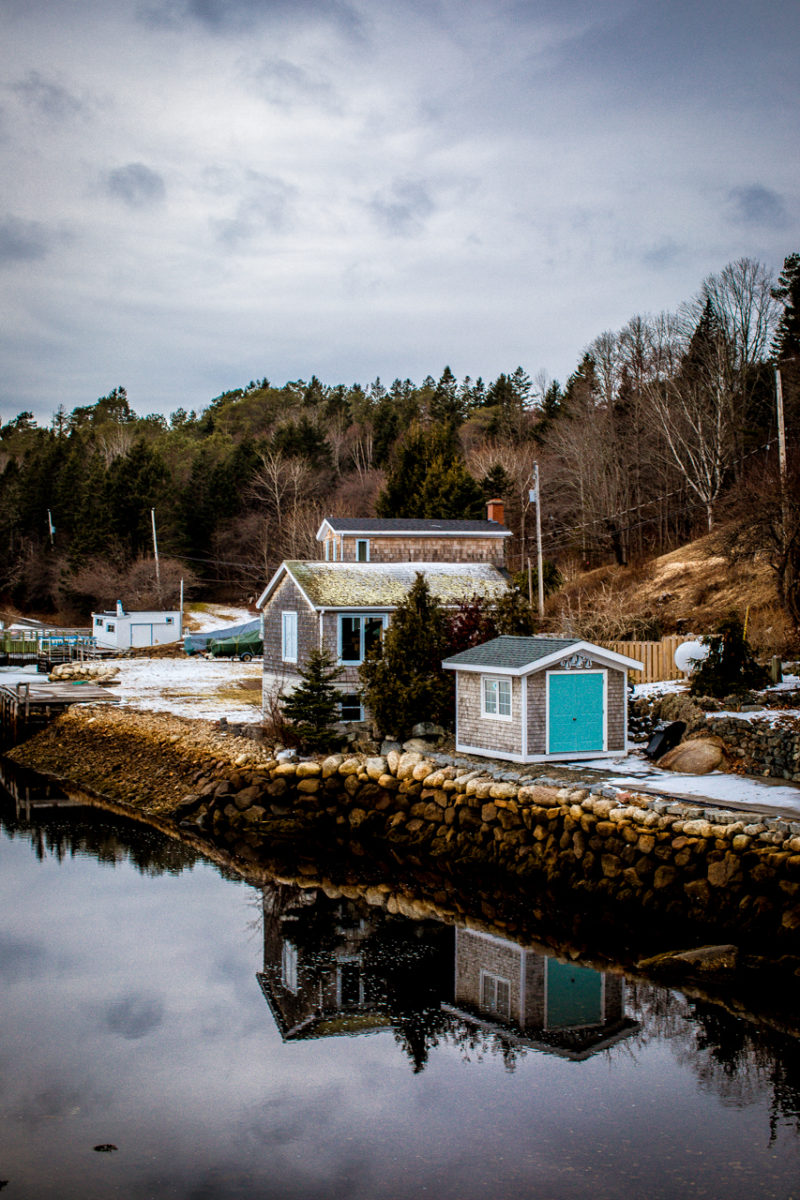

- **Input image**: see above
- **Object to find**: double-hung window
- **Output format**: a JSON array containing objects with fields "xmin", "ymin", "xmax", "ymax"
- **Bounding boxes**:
[
  {"xmin": 281, "ymin": 611, "xmax": 298, "ymax": 663},
  {"xmin": 482, "ymin": 675, "xmax": 512, "ymax": 719},
  {"xmin": 338, "ymin": 614, "xmax": 385, "ymax": 664},
  {"xmin": 480, "ymin": 971, "xmax": 511, "ymax": 1018}
]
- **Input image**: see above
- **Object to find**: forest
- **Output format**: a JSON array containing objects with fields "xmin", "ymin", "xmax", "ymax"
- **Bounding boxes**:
[{"xmin": 1, "ymin": 253, "xmax": 799, "ymax": 630}]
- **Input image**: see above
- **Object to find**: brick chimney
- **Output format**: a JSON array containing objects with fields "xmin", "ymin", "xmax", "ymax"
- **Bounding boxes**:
[{"xmin": 486, "ymin": 498, "xmax": 505, "ymax": 526}]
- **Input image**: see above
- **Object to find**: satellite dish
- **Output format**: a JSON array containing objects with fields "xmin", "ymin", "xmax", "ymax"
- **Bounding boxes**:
[{"xmin": 674, "ymin": 640, "xmax": 709, "ymax": 675}]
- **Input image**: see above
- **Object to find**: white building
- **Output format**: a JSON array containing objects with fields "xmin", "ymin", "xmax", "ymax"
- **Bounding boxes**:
[{"xmin": 91, "ymin": 601, "xmax": 182, "ymax": 650}]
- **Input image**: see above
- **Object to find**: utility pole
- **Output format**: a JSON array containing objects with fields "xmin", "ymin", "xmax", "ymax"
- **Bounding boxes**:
[
  {"xmin": 46, "ymin": 510, "xmax": 55, "ymax": 548},
  {"xmin": 775, "ymin": 367, "xmax": 789, "ymax": 552},
  {"xmin": 151, "ymin": 508, "xmax": 161, "ymax": 601},
  {"xmin": 530, "ymin": 463, "xmax": 545, "ymax": 619}
]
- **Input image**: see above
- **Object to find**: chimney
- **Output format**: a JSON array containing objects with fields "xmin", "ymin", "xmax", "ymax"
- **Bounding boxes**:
[{"xmin": 486, "ymin": 498, "xmax": 505, "ymax": 526}]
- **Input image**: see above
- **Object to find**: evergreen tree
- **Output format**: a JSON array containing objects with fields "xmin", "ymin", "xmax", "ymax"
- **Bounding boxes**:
[
  {"xmin": 281, "ymin": 649, "xmax": 344, "ymax": 751},
  {"xmin": 359, "ymin": 573, "xmax": 452, "ymax": 738},
  {"xmin": 376, "ymin": 423, "xmax": 483, "ymax": 519},
  {"xmin": 689, "ymin": 614, "xmax": 768, "ymax": 698}
]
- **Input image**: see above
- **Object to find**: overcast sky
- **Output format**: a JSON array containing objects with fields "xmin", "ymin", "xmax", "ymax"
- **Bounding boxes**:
[{"xmin": 1, "ymin": 0, "xmax": 798, "ymax": 425}]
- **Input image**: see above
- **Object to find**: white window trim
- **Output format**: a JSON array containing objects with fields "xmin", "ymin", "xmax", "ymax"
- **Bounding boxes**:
[
  {"xmin": 481, "ymin": 674, "xmax": 512, "ymax": 721},
  {"xmin": 337, "ymin": 613, "xmax": 388, "ymax": 665},
  {"xmin": 356, "ymin": 538, "xmax": 370, "ymax": 562},
  {"xmin": 479, "ymin": 969, "xmax": 511, "ymax": 1018},
  {"xmin": 281, "ymin": 610, "xmax": 298, "ymax": 663}
]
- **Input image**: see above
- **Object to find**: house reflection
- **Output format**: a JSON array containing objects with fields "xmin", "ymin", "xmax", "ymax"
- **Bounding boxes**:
[
  {"xmin": 446, "ymin": 928, "xmax": 639, "ymax": 1060},
  {"xmin": 257, "ymin": 885, "xmax": 637, "ymax": 1064}
]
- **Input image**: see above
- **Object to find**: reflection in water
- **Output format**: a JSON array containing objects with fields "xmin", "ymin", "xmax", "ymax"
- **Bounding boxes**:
[{"xmin": 3, "ymin": 777, "xmax": 800, "ymax": 1198}]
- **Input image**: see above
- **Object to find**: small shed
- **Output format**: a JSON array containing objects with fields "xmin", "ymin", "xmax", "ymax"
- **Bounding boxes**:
[
  {"xmin": 443, "ymin": 635, "xmax": 643, "ymax": 763},
  {"xmin": 91, "ymin": 602, "xmax": 182, "ymax": 650}
]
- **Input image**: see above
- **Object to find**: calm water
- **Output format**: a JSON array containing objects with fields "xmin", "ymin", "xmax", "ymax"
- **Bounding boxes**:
[{"xmin": 2, "ymin": 783, "xmax": 800, "ymax": 1199}]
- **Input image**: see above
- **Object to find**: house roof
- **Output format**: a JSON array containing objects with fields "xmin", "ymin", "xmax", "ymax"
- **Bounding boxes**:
[
  {"xmin": 316, "ymin": 517, "xmax": 511, "ymax": 539},
  {"xmin": 442, "ymin": 635, "xmax": 643, "ymax": 674},
  {"xmin": 257, "ymin": 561, "xmax": 509, "ymax": 610}
]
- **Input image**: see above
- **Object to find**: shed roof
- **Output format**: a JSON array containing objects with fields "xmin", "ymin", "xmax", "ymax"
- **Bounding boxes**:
[
  {"xmin": 442, "ymin": 635, "xmax": 643, "ymax": 674},
  {"xmin": 257, "ymin": 561, "xmax": 509, "ymax": 610},
  {"xmin": 316, "ymin": 517, "xmax": 511, "ymax": 539}
]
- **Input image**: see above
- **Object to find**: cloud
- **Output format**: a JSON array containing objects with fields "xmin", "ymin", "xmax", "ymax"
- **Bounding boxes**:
[
  {"xmin": 368, "ymin": 179, "xmax": 435, "ymax": 237},
  {"xmin": 727, "ymin": 185, "xmax": 788, "ymax": 228},
  {"xmin": 12, "ymin": 70, "xmax": 84, "ymax": 120},
  {"xmin": 251, "ymin": 57, "xmax": 337, "ymax": 109},
  {"xmin": 104, "ymin": 993, "xmax": 165, "ymax": 1039},
  {"xmin": 210, "ymin": 171, "xmax": 295, "ymax": 246},
  {"xmin": 642, "ymin": 240, "xmax": 684, "ymax": 269},
  {"xmin": 139, "ymin": 0, "xmax": 362, "ymax": 37},
  {"xmin": 0, "ymin": 215, "xmax": 53, "ymax": 265},
  {"xmin": 0, "ymin": 931, "xmax": 48, "ymax": 979},
  {"xmin": 104, "ymin": 163, "xmax": 167, "ymax": 208}
]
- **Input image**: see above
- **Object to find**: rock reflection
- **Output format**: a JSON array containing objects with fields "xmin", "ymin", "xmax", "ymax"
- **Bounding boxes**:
[{"xmin": 257, "ymin": 882, "xmax": 638, "ymax": 1072}]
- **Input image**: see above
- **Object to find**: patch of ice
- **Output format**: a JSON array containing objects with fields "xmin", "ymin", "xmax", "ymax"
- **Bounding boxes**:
[{"xmin": 707, "ymin": 709, "xmax": 800, "ymax": 725}]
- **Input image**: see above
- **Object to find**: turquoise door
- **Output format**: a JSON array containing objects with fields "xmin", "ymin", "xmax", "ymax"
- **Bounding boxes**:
[
  {"xmin": 548, "ymin": 672, "xmax": 605, "ymax": 754},
  {"xmin": 546, "ymin": 958, "xmax": 604, "ymax": 1029}
]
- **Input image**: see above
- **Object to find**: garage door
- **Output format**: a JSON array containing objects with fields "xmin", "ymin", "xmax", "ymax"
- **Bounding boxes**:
[{"xmin": 547, "ymin": 671, "xmax": 605, "ymax": 754}]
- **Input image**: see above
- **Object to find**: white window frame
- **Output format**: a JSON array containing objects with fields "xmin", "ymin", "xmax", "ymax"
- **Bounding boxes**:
[
  {"xmin": 481, "ymin": 674, "xmax": 512, "ymax": 720},
  {"xmin": 356, "ymin": 538, "xmax": 370, "ymax": 562},
  {"xmin": 281, "ymin": 611, "xmax": 298, "ymax": 663},
  {"xmin": 339, "ymin": 692, "xmax": 364, "ymax": 722},
  {"xmin": 281, "ymin": 940, "xmax": 298, "ymax": 994},
  {"xmin": 337, "ymin": 613, "xmax": 387, "ymax": 665},
  {"xmin": 480, "ymin": 970, "xmax": 511, "ymax": 1018}
]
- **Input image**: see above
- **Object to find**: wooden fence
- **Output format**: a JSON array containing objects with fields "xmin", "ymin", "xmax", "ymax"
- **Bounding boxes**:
[{"xmin": 605, "ymin": 636, "xmax": 686, "ymax": 684}]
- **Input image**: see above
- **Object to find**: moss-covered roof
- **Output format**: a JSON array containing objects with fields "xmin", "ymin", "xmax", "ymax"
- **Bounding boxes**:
[{"xmin": 284, "ymin": 561, "xmax": 509, "ymax": 609}]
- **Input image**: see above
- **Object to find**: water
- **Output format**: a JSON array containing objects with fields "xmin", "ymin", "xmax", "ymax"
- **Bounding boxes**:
[{"xmin": 2, "ymin": 784, "xmax": 800, "ymax": 1199}]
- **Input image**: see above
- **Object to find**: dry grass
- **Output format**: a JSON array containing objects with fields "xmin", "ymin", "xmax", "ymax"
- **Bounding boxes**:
[{"xmin": 547, "ymin": 529, "xmax": 798, "ymax": 653}]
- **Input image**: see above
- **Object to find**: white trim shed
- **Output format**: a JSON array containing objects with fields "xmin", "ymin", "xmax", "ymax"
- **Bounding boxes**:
[{"xmin": 443, "ymin": 635, "xmax": 643, "ymax": 763}]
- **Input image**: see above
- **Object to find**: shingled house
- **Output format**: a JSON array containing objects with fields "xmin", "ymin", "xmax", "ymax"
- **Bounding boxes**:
[
  {"xmin": 443, "ymin": 635, "xmax": 642, "ymax": 762},
  {"xmin": 256, "ymin": 505, "xmax": 513, "ymax": 721},
  {"xmin": 257, "ymin": 560, "xmax": 509, "ymax": 720},
  {"xmin": 315, "ymin": 505, "xmax": 511, "ymax": 566}
]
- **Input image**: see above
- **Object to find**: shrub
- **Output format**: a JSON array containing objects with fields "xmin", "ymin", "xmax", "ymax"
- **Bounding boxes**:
[
  {"xmin": 280, "ymin": 649, "xmax": 344, "ymax": 751},
  {"xmin": 689, "ymin": 614, "xmax": 769, "ymax": 699}
]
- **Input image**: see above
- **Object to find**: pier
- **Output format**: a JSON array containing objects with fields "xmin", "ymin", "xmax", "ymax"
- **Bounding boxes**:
[{"xmin": 0, "ymin": 680, "xmax": 118, "ymax": 742}]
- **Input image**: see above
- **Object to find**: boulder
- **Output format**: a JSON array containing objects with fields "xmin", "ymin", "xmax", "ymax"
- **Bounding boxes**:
[{"xmin": 659, "ymin": 738, "xmax": 725, "ymax": 774}]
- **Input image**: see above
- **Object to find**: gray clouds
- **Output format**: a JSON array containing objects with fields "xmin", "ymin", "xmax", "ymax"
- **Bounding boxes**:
[
  {"xmin": 728, "ymin": 186, "xmax": 788, "ymax": 229},
  {"xmin": 0, "ymin": 216, "xmax": 54, "ymax": 265},
  {"xmin": 104, "ymin": 163, "xmax": 167, "ymax": 208},
  {"xmin": 0, "ymin": 0, "xmax": 797, "ymax": 421}
]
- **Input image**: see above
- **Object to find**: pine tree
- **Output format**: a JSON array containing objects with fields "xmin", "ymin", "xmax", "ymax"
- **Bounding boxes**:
[
  {"xmin": 689, "ymin": 614, "xmax": 768, "ymax": 699},
  {"xmin": 359, "ymin": 573, "xmax": 452, "ymax": 739},
  {"xmin": 281, "ymin": 649, "xmax": 344, "ymax": 751}
]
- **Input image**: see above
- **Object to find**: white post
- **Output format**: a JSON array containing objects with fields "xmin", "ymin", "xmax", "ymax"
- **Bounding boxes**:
[
  {"xmin": 776, "ymin": 367, "xmax": 788, "ymax": 551},
  {"xmin": 151, "ymin": 508, "xmax": 161, "ymax": 599},
  {"xmin": 534, "ymin": 462, "xmax": 544, "ymax": 619}
]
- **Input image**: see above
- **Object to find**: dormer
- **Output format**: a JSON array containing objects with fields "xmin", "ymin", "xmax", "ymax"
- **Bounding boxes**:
[{"xmin": 315, "ymin": 503, "xmax": 511, "ymax": 566}]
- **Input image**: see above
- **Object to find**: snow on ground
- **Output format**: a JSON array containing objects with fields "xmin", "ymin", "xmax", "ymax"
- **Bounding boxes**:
[
  {"xmin": 182, "ymin": 604, "xmax": 254, "ymax": 633},
  {"xmin": 579, "ymin": 751, "xmax": 800, "ymax": 815},
  {"xmin": 107, "ymin": 657, "xmax": 296, "ymax": 722}
]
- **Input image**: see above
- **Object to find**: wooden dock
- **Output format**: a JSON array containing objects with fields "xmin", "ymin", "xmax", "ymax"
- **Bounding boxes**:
[{"xmin": 0, "ymin": 680, "xmax": 118, "ymax": 742}]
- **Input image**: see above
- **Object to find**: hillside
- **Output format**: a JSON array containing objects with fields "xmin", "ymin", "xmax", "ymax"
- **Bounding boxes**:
[{"xmin": 546, "ymin": 531, "xmax": 795, "ymax": 656}]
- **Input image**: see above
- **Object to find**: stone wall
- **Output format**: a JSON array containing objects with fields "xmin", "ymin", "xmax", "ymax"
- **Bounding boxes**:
[
  {"xmin": 175, "ymin": 746, "xmax": 800, "ymax": 951},
  {"xmin": 706, "ymin": 715, "xmax": 800, "ymax": 782}
]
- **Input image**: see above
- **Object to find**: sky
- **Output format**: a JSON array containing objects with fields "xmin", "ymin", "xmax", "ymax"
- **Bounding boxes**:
[{"xmin": 1, "ymin": 0, "xmax": 798, "ymax": 426}]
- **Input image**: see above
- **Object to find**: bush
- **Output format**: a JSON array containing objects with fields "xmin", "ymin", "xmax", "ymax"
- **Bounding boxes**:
[
  {"xmin": 359, "ymin": 573, "xmax": 452, "ymax": 739},
  {"xmin": 280, "ymin": 649, "xmax": 344, "ymax": 752},
  {"xmin": 689, "ymin": 614, "xmax": 769, "ymax": 699}
]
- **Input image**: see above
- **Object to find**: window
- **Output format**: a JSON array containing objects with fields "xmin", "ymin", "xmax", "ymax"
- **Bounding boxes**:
[
  {"xmin": 482, "ymin": 675, "xmax": 512, "ymax": 719},
  {"xmin": 106, "ymin": 623, "xmax": 115, "ymax": 633},
  {"xmin": 281, "ymin": 941, "xmax": 298, "ymax": 993},
  {"xmin": 94, "ymin": 616, "xmax": 103, "ymax": 626},
  {"xmin": 165, "ymin": 617, "xmax": 174, "ymax": 625},
  {"xmin": 281, "ymin": 611, "xmax": 298, "ymax": 662},
  {"xmin": 356, "ymin": 539, "xmax": 370, "ymax": 562},
  {"xmin": 339, "ymin": 693, "xmax": 363, "ymax": 721},
  {"xmin": 338, "ymin": 614, "xmax": 386, "ymax": 664},
  {"xmin": 480, "ymin": 971, "xmax": 511, "ymax": 1018}
]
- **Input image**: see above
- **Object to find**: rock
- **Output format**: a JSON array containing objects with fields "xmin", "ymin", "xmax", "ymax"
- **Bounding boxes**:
[
  {"xmin": 396, "ymin": 751, "xmax": 423, "ymax": 780},
  {"xmin": 411, "ymin": 723, "xmax": 446, "ymax": 739},
  {"xmin": 295, "ymin": 762, "xmax": 321, "ymax": 778},
  {"xmin": 381, "ymin": 740, "xmax": 402, "ymax": 756},
  {"xmin": 659, "ymin": 738, "xmax": 725, "ymax": 774},
  {"xmin": 365, "ymin": 756, "xmax": 387, "ymax": 781},
  {"xmin": 321, "ymin": 755, "xmax": 344, "ymax": 777},
  {"xmin": 402, "ymin": 739, "xmax": 437, "ymax": 754}
]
